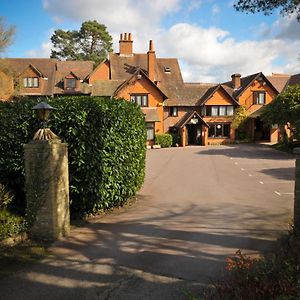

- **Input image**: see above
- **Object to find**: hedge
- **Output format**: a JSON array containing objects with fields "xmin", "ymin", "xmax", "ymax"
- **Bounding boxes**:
[
  {"xmin": 155, "ymin": 133, "xmax": 172, "ymax": 148},
  {"xmin": 0, "ymin": 96, "xmax": 146, "ymax": 216}
]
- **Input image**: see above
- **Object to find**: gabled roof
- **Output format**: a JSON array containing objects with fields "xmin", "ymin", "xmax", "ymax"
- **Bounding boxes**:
[
  {"xmin": 267, "ymin": 74, "xmax": 290, "ymax": 93},
  {"xmin": 197, "ymin": 84, "xmax": 240, "ymax": 106},
  {"xmin": 174, "ymin": 111, "xmax": 209, "ymax": 128},
  {"xmin": 112, "ymin": 68, "xmax": 168, "ymax": 99},
  {"xmin": 4, "ymin": 58, "xmax": 56, "ymax": 95},
  {"xmin": 223, "ymin": 72, "xmax": 279, "ymax": 98},
  {"xmin": 108, "ymin": 52, "xmax": 184, "ymax": 101},
  {"xmin": 24, "ymin": 64, "xmax": 45, "ymax": 77}
]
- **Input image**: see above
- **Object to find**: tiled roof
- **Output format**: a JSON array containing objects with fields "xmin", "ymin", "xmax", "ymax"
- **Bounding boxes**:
[
  {"xmin": 164, "ymin": 83, "xmax": 215, "ymax": 106},
  {"xmin": 174, "ymin": 111, "xmax": 209, "ymax": 128},
  {"xmin": 267, "ymin": 74, "xmax": 290, "ymax": 92},
  {"xmin": 288, "ymin": 73, "xmax": 300, "ymax": 86},
  {"xmin": 3, "ymin": 58, "xmax": 94, "ymax": 96},
  {"xmin": 223, "ymin": 72, "xmax": 279, "ymax": 98},
  {"xmin": 53, "ymin": 61, "xmax": 94, "ymax": 94},
  {"xmin": 92, "ymin": 80, "xmax": 123, "ymax": 96},
  {"xmin": 5, "ymin": 58, "xmax": 56, "ymax": 95},
  {"xmin": 141, "ymin": 107, "xmax": 160, "ymax": 122},
  {"xmin": 108, "ymin": 53, "xmax": 184, "ymax": 100}
]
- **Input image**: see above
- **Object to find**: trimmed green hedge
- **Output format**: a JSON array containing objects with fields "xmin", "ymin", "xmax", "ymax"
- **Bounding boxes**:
[
  {"xmin": 155, "ymin": 133, "xmax": 172, "ymax": 148},
  {"xmin": 0, "ymin": 96, "xmax": 146, "ymax": 216}
]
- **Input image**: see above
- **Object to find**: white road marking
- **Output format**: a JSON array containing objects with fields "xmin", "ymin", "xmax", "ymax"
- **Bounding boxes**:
[
  {"xmin": 234, "ymin": 162, "xmax": 238, "ymax": 165},
  {"xmin": 259, "ymin": 181, "xmax": 264, "ymax": 184},
  {"xmin": 241, "ymin": 168, "xmax": 245, "ymax": 171},
  {"xmin": 249, "ymin": 174, "xmax": 252, "ymax": 177},
  {"xmin": 275, "ymin": 191, "xmax": 293, "ymax": 196}
]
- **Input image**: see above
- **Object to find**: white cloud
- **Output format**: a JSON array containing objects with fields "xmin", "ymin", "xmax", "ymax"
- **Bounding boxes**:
[
  {"xmin": 157, "ymin": 23, "xmax": 300, "ymax": 82},
  {"xmin": 33, "ymin": 1, "xmax": 300, "ymax": 82},
  {"xmin": 26, "ymin": 42, "xmax": 52, "ymax": 58}
]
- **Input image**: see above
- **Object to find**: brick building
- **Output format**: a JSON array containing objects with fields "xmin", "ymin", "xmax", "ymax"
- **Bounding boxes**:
[{"xmin": 0, "ymin": 33, "xmax": 297, "ymax": 146}]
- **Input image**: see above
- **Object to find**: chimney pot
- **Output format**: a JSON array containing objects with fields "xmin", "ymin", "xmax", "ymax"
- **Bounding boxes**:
[
  {"xmin": 231, "ymin": 73, "xmax": 241, "ymax": 89},
  {"xmin": 149, "ymin": 40, "xmax": 154, "ymax": 51},
  {"xmin": 119, "ymin": 32, "xmax": 133, "ymax": 56}
]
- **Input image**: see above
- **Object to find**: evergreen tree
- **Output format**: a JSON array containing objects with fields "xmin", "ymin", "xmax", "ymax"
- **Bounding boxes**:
[{"xmin": 51, "ymin": 20, "xmax": 113, "ymax": 64}]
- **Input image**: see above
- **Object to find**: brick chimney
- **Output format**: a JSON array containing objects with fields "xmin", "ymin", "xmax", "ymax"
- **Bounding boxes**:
[
  {"xmin": 119, "ymin": 33, "xmax": 133, "ymax": 56},
  {"xmin": 147, "ymin": 40, "xmax": 156, "ymax": 81},
  {"xmin": 231, "ymin": 73, "xmax": 241, "ymax": 89}
]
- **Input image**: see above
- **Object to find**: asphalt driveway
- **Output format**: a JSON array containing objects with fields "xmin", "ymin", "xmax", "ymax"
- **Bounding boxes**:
[{"xmin": 0, "ymin": 144, "xmax": 295, "ymax": 299}]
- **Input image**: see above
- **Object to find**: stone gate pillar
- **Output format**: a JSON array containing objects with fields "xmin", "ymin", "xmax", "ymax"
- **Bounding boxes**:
[
  {"xmin": 24, "ymin": 136, "xmax": 70, "ymax": 242},
  {"xmin": 294, "ymin": 148, "xmax": 300, "ymax": 231}
]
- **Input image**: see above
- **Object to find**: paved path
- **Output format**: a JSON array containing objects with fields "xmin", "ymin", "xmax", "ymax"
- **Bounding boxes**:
[{"xmin": 0, "ymin": 144, "xmax": 295, "ymax": 299}]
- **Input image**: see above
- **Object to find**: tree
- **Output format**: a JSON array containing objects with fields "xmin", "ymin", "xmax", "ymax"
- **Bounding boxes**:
[
  {"xmin": 50, "ymin": 20, "xmax": 113, "ymax": 64},
  {"xmin": 0, "ymin": 17, "xmax": 15, "ymax": 55},
  {"xmin": 234, "ymin": 0, "xmax": 300, "ymax": 20},
  {"xmin": 261, "ymin": 85, "xmax": 300, "ymax": 143}
]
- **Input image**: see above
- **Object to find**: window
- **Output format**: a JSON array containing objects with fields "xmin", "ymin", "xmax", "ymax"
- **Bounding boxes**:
[
  {"xmin": 65, "ymin": 78, "xmax": 77, "ymax": 89},
  {"xmin": 169, "ymin": 106, "xmax": 178, "ymax": 117},
  {"xmin": 205, "ymin": 106, "xmax": 234, "ymax": 116},
  {"xmin": 146, "ymin": 122, "xmax": 155, "ymax": 141},
  {"xmin": 164, "ymin": 66, "xmax": 171, "ymax": 73},
  {"xmin": 23, "ymin": 77, "xmax": 39, "ymax": 88},
  {"xmin": 208, "ymin": 124, "xmax": 231, "ymax": 138},
  {"xmin": 130, "ymin": 94, "xmax": 148, "ymax": 107},
  {"xmin": 253, "ymin": 91, "xmax": 266, "ymax": 105}
]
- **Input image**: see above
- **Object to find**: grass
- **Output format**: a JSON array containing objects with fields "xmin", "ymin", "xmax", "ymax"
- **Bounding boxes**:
[{"xmin": 0, "ymin": 240, "xmax": 51, "ymax": 278}]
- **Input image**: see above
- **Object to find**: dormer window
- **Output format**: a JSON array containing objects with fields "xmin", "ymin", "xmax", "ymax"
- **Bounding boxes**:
[
  {"xmin": 23, "ymin": 77, "xmax": 39, "ymax": 88},
  {"xmin": 253, "ymin": 91, "xmax": 266, "ymax": 105},
  {"xmin": 65, "ymin": 78, "xmax": 76, "ymax": 89},
  {"xmin": 164, "ymin": 66, "xmax": 171, "ymax": 73}
]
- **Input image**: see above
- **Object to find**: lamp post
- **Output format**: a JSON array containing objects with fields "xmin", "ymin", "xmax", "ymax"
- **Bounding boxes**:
[{"xmin": 32, "ymin": 101, "xmax": 58, "ymax": 141}]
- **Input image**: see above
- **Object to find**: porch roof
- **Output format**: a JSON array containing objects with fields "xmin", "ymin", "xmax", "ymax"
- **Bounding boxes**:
[
  {"xmin": 141, "ymin": 107, "xmax": 160, "ymax": 122},
  {"xmin": 174, "ymin": 111, "xmax": 209, "ymax": 128}
]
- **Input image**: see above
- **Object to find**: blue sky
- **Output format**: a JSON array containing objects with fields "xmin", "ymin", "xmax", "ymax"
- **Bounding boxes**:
[{"xmin": 1, "ymin": 0, "xmax": 299, "ymax": 82}]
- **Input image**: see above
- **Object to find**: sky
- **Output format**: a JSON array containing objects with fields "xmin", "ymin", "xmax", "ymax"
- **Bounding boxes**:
[{"xmin": 1, "ymin": 0, "xmax": 300, "ymax": 83}]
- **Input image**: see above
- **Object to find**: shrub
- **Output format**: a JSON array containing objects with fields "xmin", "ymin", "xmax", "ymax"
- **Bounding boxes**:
[
  {"xmin": 0, "ymin": 96, "xmax": 146, "ymax": 217},
  {"xmin": 211, "ymin": 228, "xmax": 300, "ymax": 300},
  {"xmin": 0, "ymin": 210, "xmax": 25, "ymax": 240},
  {"xmin": 0, "ymin": 184, "xmax": 25, "ymax": 241},
  {"xmin": 155, "ymin": 133, "xmax": 172, "ymax": 148}
]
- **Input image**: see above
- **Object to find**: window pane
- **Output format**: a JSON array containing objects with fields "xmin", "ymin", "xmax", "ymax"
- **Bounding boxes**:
[
  {"xmin": 258, "ymin": 93, "xmax": 265, "ymax": 104},
  {"xmin": 216, "ymin": 124, "xmax": 222, "ymax": 137},
  {"xmin": 227, "ymin": 106, "xmax": 234, "ymax": 116},
  {"xmin": 205, "ymin": 106, "xmax": 211, "ymax": 116},
  {"xmin": 130, "ymin": 95, "xmax": 135, "ymax": 103},
  {"xmin": 135, "ymin": 95, "xmax": 141, "ymax": 106},
  {"xmin": 27, "ymin": 77, "xmax": 33, "ymax": 87},
  {"xmin": 66, "ymin": 78, "xmax": 76, "ymax": 88},
  {"xmin": 219, "ymin": 106, "xmax": 226, "ymax": 116},
  {"xmin": 211, "ymin": 106, "xmax": 218, "ymax": 116},
  {"xmin": 208, "ymin": 125, "xmax": 215, "ymax": 137},
  {"xmin": 142, "ymin": 95, "xmax": 148, "ymax": 107},
  {"xmin": 146, "ymin": 122, "xmax": 154, "ymax": 140},
  {"xmin": 33, "ymin": 78, "xmax": 39, "ymax": 87},
  {"xmin": 23, "ymin": 78, "xmax": 27, "ymax": 87},
  {"xmin": 224, "ymin": 124, "xmax": 230, "ymax": 137}
]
